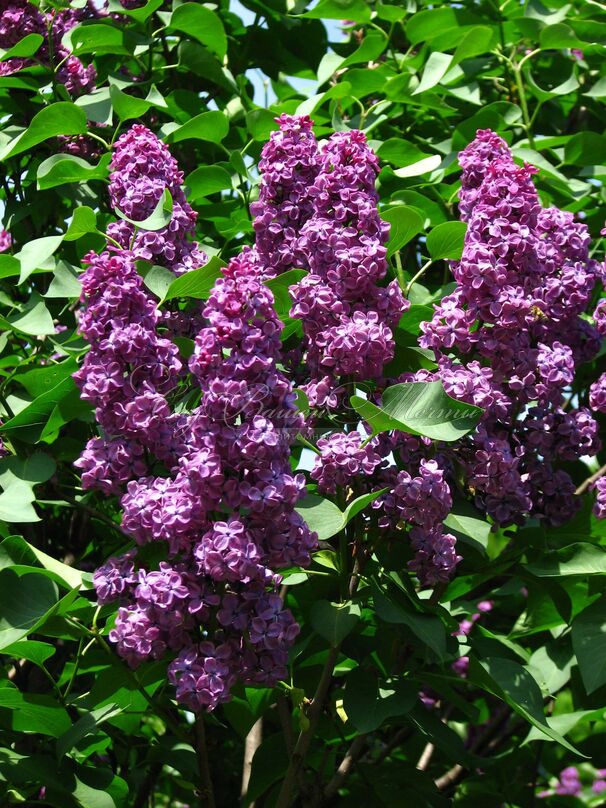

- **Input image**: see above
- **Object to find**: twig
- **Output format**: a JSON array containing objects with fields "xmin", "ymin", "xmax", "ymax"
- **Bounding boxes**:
[
  {"xmin": 241, "ymin": 718, "xmax": 263, "ymax": 805},
  {"xmin": 195, "ymin": 714, "xmax": 216, "ymax": 808},
  {"xmin": 416, "ymin": 742, "xmax": 435, "ymax": 771},
  {"xmin": 576, "ymin": 462, "xmax": 606, "ymax": 495},
  {"xmin": 323, "ymin": 734, "xmax": 367, "ymax": 799},
  {"xmin": 275, "ymin": 645, "xmax": 341, "ymax": 808},
  {"xmin": 276, "ymin": 694, "xmax": 295, "ymax": 755},
  {"xmin": 133, "ymin": 761, "xmax": 163, "ymax": 808},
  {"xmin": 435, "ymin": 764, "xmax": 464, "ymax": 791},
  {"xmin": 371, "ymin": 727, "xmax": 414, "ymax": 766}
]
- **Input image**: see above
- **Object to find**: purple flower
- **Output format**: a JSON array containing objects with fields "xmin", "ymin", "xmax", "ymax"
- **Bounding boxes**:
[
  {"xmin": 0, "ymin": 230, "xmax": 11, "ymax": 253},
  {"xmin": 593, "ymin": 477, "xmax": 606, "ymax": 520},
  {"xmin": 408, "ymin": 526, "xmax": 461, "ymax": 586},
  {"xmin": 107, "ymin": 125, "xmax": 206, "ymax": 275},
  {"xmin": 311, "ymin": 431, "xmax": 385, "ymax": 494}
]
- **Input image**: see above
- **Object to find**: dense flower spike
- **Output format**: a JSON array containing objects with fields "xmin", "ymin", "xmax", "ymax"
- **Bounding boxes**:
[
  {"xmin": 420, "ymin": 129, "xmax": 600, "ymax": 527},
  {"xmin": 253, "ymin": 118, "xmax": 407, "ymax": 405},
  {"xmin": 107, "ymin": 125, "xmax": 206, "ymax": 275},
  {"xmin": 251, "ymin": 114, "xmax": 321, "ymax": 277}
]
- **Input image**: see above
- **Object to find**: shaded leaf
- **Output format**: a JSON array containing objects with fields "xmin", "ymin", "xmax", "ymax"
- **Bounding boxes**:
[{"xmin": 350, "ymin": 381, "xmax": 482, "ymax": 442}]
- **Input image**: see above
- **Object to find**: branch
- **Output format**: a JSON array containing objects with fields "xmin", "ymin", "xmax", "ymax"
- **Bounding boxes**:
[
  {"xmin": 371, "ymin": 726, "xmax": 414, "ymax": 766},
  {"xmin": 416, "ymin": 742, "xmax": 435, "ymax": 771},
  {"xmin": 275, "ymin": 645, "xmax": 340, "ymax": 808},
  {"xmin": 435, "ymin": 764, "xmax": 464, "ymax": 791},
  {"xmin": 241, "ymin": 718, "xmax": 263, "ymax": 805},
  {"xmin": 576, "ymin": 462, "xmax": 606, "ymax": 495},
  {"xmin": 323, "ymin": 734, "xmax": 367, "ymax": 799},
  {"xmin": 195, "ymin": 714, "xmax": 216, "ymax": 808}
]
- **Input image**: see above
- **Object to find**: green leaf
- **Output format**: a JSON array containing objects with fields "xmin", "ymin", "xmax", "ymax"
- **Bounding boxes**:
[
  {"xmin": 65, "ymin": 206, "xmax": 97, "ymax": 241},
  {"xmin": 396, "ymin": 305, "xmax": 434, "ymax": 337},
  {"xmin": 342, "ymin": 489, "xmax": 389, "ymax": 525},
  {"xmin": 378, "ymin": 139, "xmax": 433, "ymax": 168},
  {"xmin": 138, "ymin": 264, "xmax": 176, "ymax": 300},
  {"xmin": 177, "ymin": 41, "xmax": 236, "ymax": 92},
  {"xmin": 451, "ymin": 25, "xmax": 495, "ymax": 66},
  {"xmin": 166, "ymin": 111, "xmax": 229, "ymax": 145},
  {"xmin": 246, "ymin": 109, "xmax": 279, "ymax": 141},
  {"xmin": 406, "ymin": 8, "xmax": 461, "ymax": 45},
  {"xmin": 0, "ymin": 534, "xmax": 84, "ymax": 590},
  {"xmin": 15, "ymin": 235, "xmax": 63, "ymax": 284},
  {"xmin": 16, "ymin": 358, "xmax": 78, "ymax": 398},
  {"xmin": 572, "ymin": 597, "xmax": 606, "ymax": 694},
  {"xmin": 0, "ymin": 33, "xmax": 44, "ymax": 61},
  {"xmin": 37, "ymin": 153, "xmax": 110, "ymax": 190},
  {"xmin": 350, "ymin": 381, "xmax": 482, "ymax": 442},
  {"xmin": 444, "ymin": 502, "xmax": 491, "ymax": 554},
  {"xmin": 265, "ymin": 269, "xmax": 307, "ymax": 319},
  {"xmin": 301, "ymin": 0, "xmax": 371, "ymax": 23},
  {"xmin": 0, "ymin": 373, "xmax": 76, "ymax": 435},
  {"xmin": 393, "ymin": 154, "xmax": 442, "ymax": 178},
  {"xmin": 470, "ymin": 657, "xmax": 584, "ymax": 755},
  {"xmin": 525, "ymin": 543, "xmax": 606, "ymax": 577},
  {"xmin": 564, "ymin": 132, "xmax": 606, "ymax": 166},
  {"xmin": 45, "ymin": 261, "xmax": 82, "ymax": 299},
  {"xmin": 540, "ymin": 22, "xmax": 585, "ymax": 50},
  {"xmin": 0, "ymin": 570, "xmax": 58, "ymax": 649},
  {"xmin": 295, "ymin": 494, "xmax": 344, "ymax": 542},
  {"xmin": 246, "ymin": 733, "xmax": 290, "ymax": 806},
  {"xmin": 185, "ymin": 166, "xmax": 232, "ymax": 200},
  {"xmin": 407, "ymin": 702, "xmax": 476, "ymax": 766},
  {"xmin": 56, "ymin": 703, "xmax": 123, "ymax": 760},
  {"xmin": 585, "ymin": 76, "xmax": 606, "ymax": 98},
  {"xmin": 526, "ymin": 642, "xmax": 574, "ymax": 696},
  {"xmin": 39, "ymin": 388, "xmax": 92, "ymax": 443},
  {"xmin": 295, "ymin": 489, "xmax": 387, "ymax": 542},
  {"xmin": 7, "ymin": 295, "xmax": 55, "ymax": 337},
  {"xmin": 0, "ymin": 103, "xmax": 87, "ymax": 161},
  {"xmin": 413, "ymin": 52, "xmax": 453, "ymax": 95},
  {"xmin": 0, "ymin": 688, "xmax": 71, "ymax": 737},
  {"xmin": 109, "ymin": 0, "xmax": 163, "ymax": 21},
  {"xmin": 381, "ymin": 206, "xmax": 424, "ymax": 258},
  {"xmin": 0, "ymin": 480, "xmax": 39, "ymax": 523},
  {"xmin": 372, "ymin": 582, "xmax": 446, "ymax": 659},
  {"xmin": 426, "ymin": 222, "xmax": 467, "ymax": 261},
  {"xmin": 115, "ymin": 187, "xmax": 173, "ymax": 232},
  {"xmin": 168, "ymin": 3, "xmax": 227, "ymax": 59},
  {"xmin": 310, "ymin": 600, "xmax": 361, "ymax": 645},
  {"xmin": 109, "ymin": 83, "xmax": 152, "ymax": 121},
  {"xmin": 162, "ymin": 256, "xmax": 225, "ymax": 302},
  {"xmin": 344, "ymin": 669, "xmax": 416, "ymax": 733},
  {"xmin": 2, "ymin": 639, "xmax": 55, "ymax": 667},
  {"xmin": 65, "ymin": 23, "xmax": 128, "ymax": 56}
]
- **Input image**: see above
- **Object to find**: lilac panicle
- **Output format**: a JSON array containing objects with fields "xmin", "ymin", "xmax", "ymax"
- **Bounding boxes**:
[{"xmin": 107, "ymin": 124, "xmax": 207, "ymax": 275}]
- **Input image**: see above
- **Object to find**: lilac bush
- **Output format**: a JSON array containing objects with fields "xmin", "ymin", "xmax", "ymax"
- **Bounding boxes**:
[{"xmin": 77, "ymin": 120, "xmax": 606, "ymax": 714}]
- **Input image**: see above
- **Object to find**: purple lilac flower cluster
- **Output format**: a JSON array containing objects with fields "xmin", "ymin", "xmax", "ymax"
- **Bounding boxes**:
[
  {"xmin": 538, "ymin": 766, "xmax": 606, "ymax": 798},
  {"xmin": 79, "ymin": 125, "xmax": 315, "ymax": 711},
  {"xmin": 0, "ymin": 1, "xmax": 97, "ymax": 97},
  {"xmin": 106, "ymin": 124, "xmax": 207, "ymax": 275},
  {"xmin": 252, "ymin": 116, "xmax": 408, "ymax": 407},
  {"xmin": 418, "ymin": 129, "xmax": 601, "ymax": 528}
]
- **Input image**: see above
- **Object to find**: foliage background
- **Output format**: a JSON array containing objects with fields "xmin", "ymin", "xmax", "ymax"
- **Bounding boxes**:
[{"xmin": 2, "ymin": 0, "xmax": 606, "ymax": 805}]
